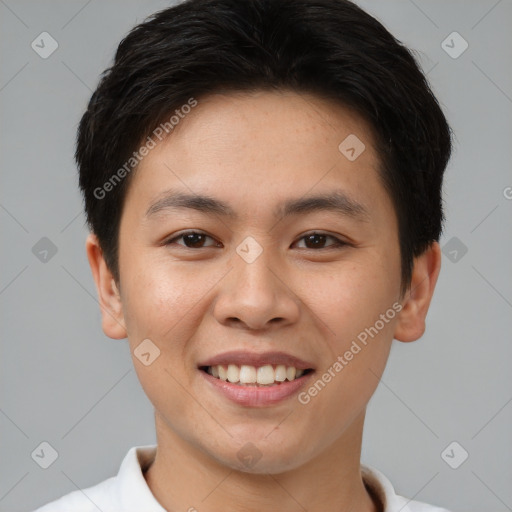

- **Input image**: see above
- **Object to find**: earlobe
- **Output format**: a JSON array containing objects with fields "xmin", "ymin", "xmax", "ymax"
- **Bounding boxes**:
[
  {"xmin": 85, "ymin": 233, "xmax": 127, "ymax": 340},
  {"xmin": 393, "ymin": 241, "xmax": 441, "ymax": 343}
]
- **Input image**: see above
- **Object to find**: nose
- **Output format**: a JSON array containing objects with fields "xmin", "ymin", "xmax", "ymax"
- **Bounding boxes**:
[{"xmin": 212, "ymin": 244, "xmax": 301, "ymax": 332}]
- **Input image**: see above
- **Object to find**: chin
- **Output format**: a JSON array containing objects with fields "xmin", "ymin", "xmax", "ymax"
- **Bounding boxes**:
[{"xmin": 204, "ymin": 431, "xmax": 313, "ymax": 475}]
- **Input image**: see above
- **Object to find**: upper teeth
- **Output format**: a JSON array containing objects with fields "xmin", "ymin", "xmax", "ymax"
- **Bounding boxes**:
[{"xmin": 207, "ymin": 364, "xmax": 305, "ymax": 386}]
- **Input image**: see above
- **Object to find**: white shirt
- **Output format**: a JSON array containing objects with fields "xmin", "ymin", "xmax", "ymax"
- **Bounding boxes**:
[{"xmin": 33, "ymin": 445, "xmax": 451, "ymax": 512}]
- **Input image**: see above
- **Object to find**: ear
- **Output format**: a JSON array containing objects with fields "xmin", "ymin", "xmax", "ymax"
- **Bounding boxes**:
[
  {"xmin": 85, "ymin": 233, "xmax": 127, "ymax": 339},
  {"xmin": 394, "ymin": 241, "xmax": 441, "ymax": 343}
]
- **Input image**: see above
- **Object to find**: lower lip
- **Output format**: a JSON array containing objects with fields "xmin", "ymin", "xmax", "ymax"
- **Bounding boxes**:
[{"xmin": 199, "ymin": 370, "xmax": 314, "ymax": 407}]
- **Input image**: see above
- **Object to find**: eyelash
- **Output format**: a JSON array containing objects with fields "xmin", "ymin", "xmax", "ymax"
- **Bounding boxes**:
[{"xmin": 164, "ymin": 230, "xmax": 348, "ymax": 250}]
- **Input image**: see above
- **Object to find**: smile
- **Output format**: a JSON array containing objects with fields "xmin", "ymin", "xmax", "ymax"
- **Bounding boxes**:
[
  {"xmin": 201, "ymin": 364, "xmax": 312, "ymax": 386},
  {"xmin": 197, "ymin": 350, "xmax": 316, "ymax": 406}
]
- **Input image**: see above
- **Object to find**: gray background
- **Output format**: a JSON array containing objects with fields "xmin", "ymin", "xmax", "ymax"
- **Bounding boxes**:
[{"xmin": 1, "ymin": 0, "xmax": 511, "ymax": 511}]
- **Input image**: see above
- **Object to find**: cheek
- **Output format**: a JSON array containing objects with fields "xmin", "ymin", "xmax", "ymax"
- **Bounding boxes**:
[
  {"xmin": 120, "ymin": 257, "xmax": 227, "ymax": 383},
  {"xmin": 298, "ymin": 287, "xmax": 397, "ymax": 442},
  {"xmin": 120, "ymin": 258, "xmax": 201, "ymax": 338},
  {"xmin": 304, "ymin": 254, "xmax": 399, "ymax": 396},
  {"xmin": 314, "ymin": 258, "xmax": 400, "ymax": 336},
  {"xmin": 119, "ymin": 264, "xmax": 200, "ymax": 414}
]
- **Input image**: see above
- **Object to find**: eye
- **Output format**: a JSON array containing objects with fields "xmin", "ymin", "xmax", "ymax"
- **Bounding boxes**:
[
  {"xmin": 164, "ymin": 230, "xmax": 347, "ymax": 250},
  {"xmin": 165, "ymin": 231, "xmax": 221, "ymax": 249},
  {"xmin": 294, "ymin": 232, "xmax": 347, "ymax": 250}
]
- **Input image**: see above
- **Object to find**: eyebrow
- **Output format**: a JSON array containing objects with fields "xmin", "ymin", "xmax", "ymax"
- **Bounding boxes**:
[{"xmin": 145, "ymin": 189, "xmax": 370, "ymax": 222}]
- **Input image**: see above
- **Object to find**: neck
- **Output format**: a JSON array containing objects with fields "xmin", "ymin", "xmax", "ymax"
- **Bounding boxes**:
[{"xmin": 144, "ymin": 410, "xmax": 379, "ymax": 512}]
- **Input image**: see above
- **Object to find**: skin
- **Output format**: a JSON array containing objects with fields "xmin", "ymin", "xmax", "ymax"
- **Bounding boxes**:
[{"xmin": 87, "ymin": 90, "xmax": 441, "ymax": 512}]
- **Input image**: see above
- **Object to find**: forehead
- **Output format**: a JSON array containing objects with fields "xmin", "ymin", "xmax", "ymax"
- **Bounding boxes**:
[
  {"xmin": 160, "ymin": 90, "xmax": 378, "ymax": 167},
  {"xmin": 123, "ymin": 90, "xmax": 390, "ymax": 224}
]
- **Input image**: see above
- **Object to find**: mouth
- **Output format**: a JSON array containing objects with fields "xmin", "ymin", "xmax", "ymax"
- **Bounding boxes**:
[
  {"xmin": 199, "ymin": 364, "xmax": 314, "ymax": 386},
  {"xmin": 197, "ymin": 351, "xmax": 315, "ymax": 406}
]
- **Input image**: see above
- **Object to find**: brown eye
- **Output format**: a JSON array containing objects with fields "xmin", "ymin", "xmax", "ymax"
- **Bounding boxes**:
[
  {"xmin": 166, "ymin": 231, "xmax": 220, "ymax": 249},
  {"xmin": 295, "ymin": 233, "xmax": 346, "ymax": 250}
]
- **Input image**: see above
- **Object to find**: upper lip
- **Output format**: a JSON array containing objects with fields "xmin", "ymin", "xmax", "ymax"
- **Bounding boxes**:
[{"xmin": 198, "ymin": 350, "xmax": 315, "ymax": 370}]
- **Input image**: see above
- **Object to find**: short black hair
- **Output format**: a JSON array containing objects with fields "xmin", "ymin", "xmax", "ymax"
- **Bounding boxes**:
[{"xmin": 76, "ymin": 0, "xmax": 452, "ymax": 296}]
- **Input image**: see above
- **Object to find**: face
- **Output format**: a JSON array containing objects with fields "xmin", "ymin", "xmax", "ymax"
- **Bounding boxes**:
[{"xmin": 88, "ymin": 90, "xmax": 437, "ymax": 474}]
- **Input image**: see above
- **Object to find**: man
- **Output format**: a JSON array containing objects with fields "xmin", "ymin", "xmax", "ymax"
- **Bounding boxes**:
[{"xmin": 34, "ymin": 0, "xmax": 452, "ymax": 510}]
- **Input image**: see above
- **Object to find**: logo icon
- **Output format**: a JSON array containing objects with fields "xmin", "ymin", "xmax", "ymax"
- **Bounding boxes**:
[
  {"xmin": 441, "ymin": 32, "xmax": 468, "ymax": 59},
  {"xmin": 32, "ymin": 237, "xmax": 58, "ymax": 263},
  {"xmin": 441, "ymin": 441, "xmax": 469, "ymax": 469},
  {"xmin": 134, "ymin": 339, "xmax": 161, "ymax": 366},
  {"xmin": 442, "ymin": 236, "xmax": 468, "ymax": 263},
  {"xmin": 237, "ymin": 442, "xmax": 262, "ymax": 469},
  {"xmin": 338, "ymin": 134, "xmax": 366, "ymax": 161},
  {"xmin": 31, "ymin": 32, "xmax": 59, "ymax": 59},
  {"xmin": 236, "ymin": 236, "xmax": 263, "ymax": 264},
  {"xmin": 31, "ymin": 441, "xmax": 59, "ymax": 469}
]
